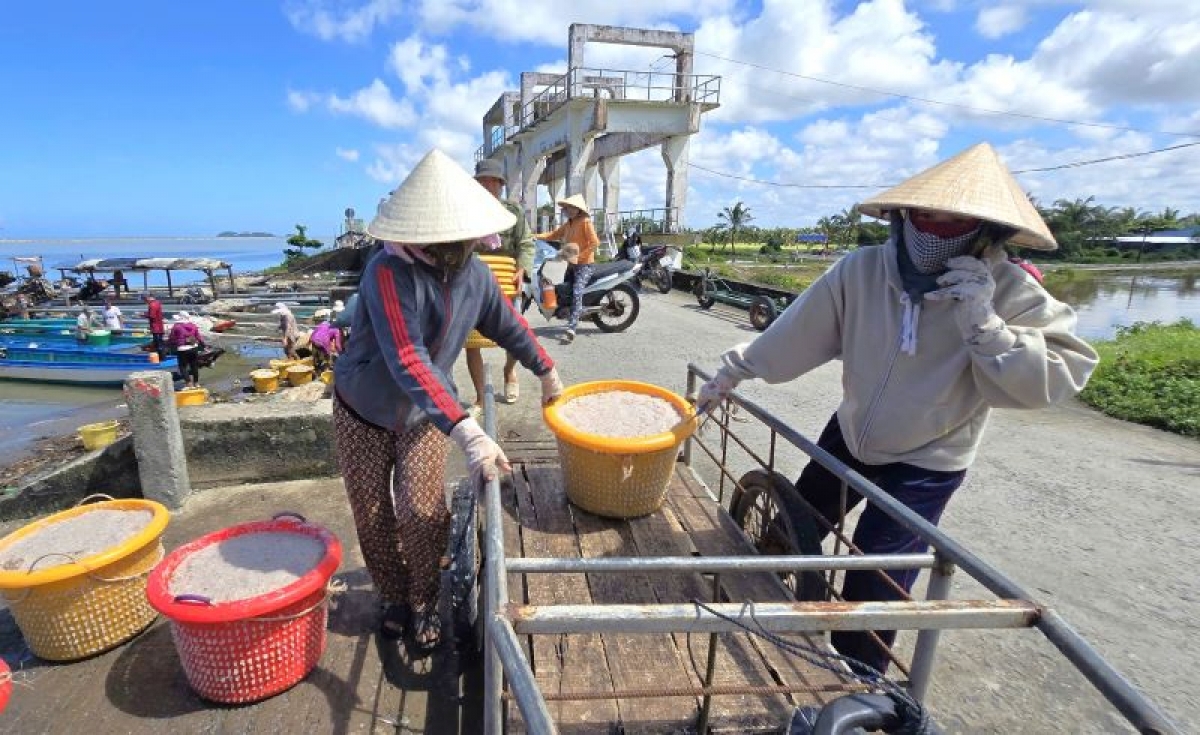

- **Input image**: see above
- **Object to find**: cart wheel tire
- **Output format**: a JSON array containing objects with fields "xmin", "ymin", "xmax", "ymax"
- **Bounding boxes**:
[
  {"xmin": 591, "ymin": 284, "xmax": 640, "ymax": 333},
  {"xmin": 693, "ymin": 279, "xmax": 716, "ymax": 309},
  {"xmin": 731, "ymin": 470, "xmax": 826, "ymax": 602},
  {"xmin": 654, "ymin": 267, "xmax": 673, "ymax": 294},
  {"xmin": 748, "ymin": 295, "xmax": 778, "ymax": 331}
]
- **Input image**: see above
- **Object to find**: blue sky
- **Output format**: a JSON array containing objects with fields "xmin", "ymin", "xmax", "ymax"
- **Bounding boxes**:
[{"xmin": 1, "ymin": 0, "xmax": 1198, "ymax": 238}]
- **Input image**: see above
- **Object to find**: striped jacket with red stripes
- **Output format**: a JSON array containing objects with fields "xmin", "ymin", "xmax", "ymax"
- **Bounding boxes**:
[{"xmin": 334, "ymin": 248, "xmax": 554, "ymax": 434}]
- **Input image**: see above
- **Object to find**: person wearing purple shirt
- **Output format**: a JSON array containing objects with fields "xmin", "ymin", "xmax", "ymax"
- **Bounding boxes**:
[{"xmin": 167, "ymin": 312, "xmax": 205, "ymax": 388}]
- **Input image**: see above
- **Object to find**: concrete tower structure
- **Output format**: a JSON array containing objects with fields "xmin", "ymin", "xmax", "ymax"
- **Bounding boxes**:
[{"xmin": 476, "ymin": 24, "xmax": 720, "ymax": 241}]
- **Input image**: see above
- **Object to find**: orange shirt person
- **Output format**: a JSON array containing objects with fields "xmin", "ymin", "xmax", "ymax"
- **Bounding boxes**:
[{"xmin": 535, "ymin": 194, "xmax": 600, "ymax": 342}]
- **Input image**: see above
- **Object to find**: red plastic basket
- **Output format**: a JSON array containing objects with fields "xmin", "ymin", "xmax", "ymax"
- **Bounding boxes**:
[{"xmin": 145, "ymin": 513, "xmax": 342, "ymax": 703}]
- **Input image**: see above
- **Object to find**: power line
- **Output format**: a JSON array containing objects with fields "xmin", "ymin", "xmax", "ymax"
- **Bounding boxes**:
[
  {"xmin": 695, "ymin": 50, "xmax": 1200, "ymax": 139},
  {"xmin": 686, "ymin": 141, "xmax": 1200, "ymax": 189}
]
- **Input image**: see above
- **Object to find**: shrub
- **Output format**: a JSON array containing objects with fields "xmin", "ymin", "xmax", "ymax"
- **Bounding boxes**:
[{"xmin": 1079, "ymin": 320, "xmax": 1200, "ymax": 437}]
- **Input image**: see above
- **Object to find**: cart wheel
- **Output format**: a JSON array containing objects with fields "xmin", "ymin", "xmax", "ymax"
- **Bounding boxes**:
[
  {"xmin": 731, "ymin": 470, "xmax": 826, "ymax": 601},
  {"xmin": 748, "ymin": 295, "xmax": 778, "ymax": 331},
  {"xmin": 693, "ymin": 278, "xmax": 716, "ymax": 309}
]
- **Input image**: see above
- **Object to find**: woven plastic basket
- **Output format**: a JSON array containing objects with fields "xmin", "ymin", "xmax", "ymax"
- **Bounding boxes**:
[
  {"xmin": 543, "ymin": 381, "xmax": 697, "ymax": 518},
  {"xmin": 467, "ymin": 255, "xmax": 519, "ymax": 350},
  {"xmin": 0, "ymin": 496, "xmax": 169, "ymax": 661},
  {"xmin": 146, "ymin": 513, "xmax": 342, "ymax": 703}
]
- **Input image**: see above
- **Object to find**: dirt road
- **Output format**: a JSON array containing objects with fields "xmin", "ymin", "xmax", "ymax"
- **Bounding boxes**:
[{"xmin": 517, "ymin": 287, "xmax": 1198, "ymax": 733}]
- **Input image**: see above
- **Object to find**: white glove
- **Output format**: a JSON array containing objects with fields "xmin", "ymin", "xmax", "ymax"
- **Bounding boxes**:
[
  {"xmin": 540, "ymin": 367, "xmax": 564, "ymax": 406},
  {"xmin": 924, "ymin": 256, "xmax": 1005, "ymax": 344},
  {"xmin": 450, "ymin": 417, "xmax": 511, "ymax": 484},
  {"xmin": 694, "ymin": 366, "xmax": 740, "ymax": 415}
]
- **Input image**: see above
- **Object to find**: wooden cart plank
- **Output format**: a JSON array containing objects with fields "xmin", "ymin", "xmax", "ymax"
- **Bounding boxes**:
[
  {"xmin": 512, "ymin": 466, "xmax": 620, "ymax": 732},
  {"xmin": 629, "ymin": 487, "xmax": 796, "ymax": 731},
  {"xmin": 569, "ymin": 503, "xmax": 700, "ymax": 733},
  {"xmin": 665, "ymin": 482, "xmax": 851, "ymax": 706}
]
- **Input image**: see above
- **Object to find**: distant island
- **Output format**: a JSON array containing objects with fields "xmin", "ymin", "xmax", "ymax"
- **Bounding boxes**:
[{"xmin": 217, "ymin": 231, "xmax": 277, "ymax": 238}]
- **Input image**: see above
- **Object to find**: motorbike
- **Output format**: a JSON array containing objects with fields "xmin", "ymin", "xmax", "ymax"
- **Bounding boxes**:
[
  {"xmin": 634, "ymin": 243, "xmax": 677, "ymax": 294},
  {"xmin": 521, "ymin": 240, "xmax": 642, "ymax": 333}
]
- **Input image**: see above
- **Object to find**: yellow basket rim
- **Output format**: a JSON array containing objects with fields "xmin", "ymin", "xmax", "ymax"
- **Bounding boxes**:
[
  {"xmin": 79, "ymin": 420, "xmax": 119, "ymax": 433},
  {"xmin": 286, "ymin": 364, "xmax": 314, "ymax": 373},
  {"xmin": 0, "ymin": 498, "xmax": 169, "ymax": 589},
  {"xmin": 479, "ymin": 255, "xmax": 517, "ymax": 263},
  {"xmin": 250, "ymin": 369, "xmax": 279, "ymax": 378},
  {"xmin": 543, "ymin": 380, "xmax": 697, "ymax": 454}
]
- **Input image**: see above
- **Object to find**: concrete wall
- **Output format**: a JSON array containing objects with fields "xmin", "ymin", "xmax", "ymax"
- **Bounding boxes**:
[
  {"xmin": 179, "ymin": 400, "xmax": 336, "ymax": 490},
  {"xmin": 0, "ymin": 437, "xmax": 142, "ymax": 521}
]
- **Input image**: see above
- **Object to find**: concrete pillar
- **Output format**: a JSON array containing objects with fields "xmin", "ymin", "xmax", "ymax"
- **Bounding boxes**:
[
  {"xmin": 519, "ymin": 147, "xmax": 547, "ymax": 225},
  {"xmin": 662, "ymin": 136, "xmax": 690, "ymax": 233},
  {"xmin": 583, "ymin": 163, "xmax": 599, "ymax": 217},
  {"xmin": 598, "ymin": 157, "xmax": 621, "ymax": 233},
  {"xmin": 565, "ymin": 114, "xmax": 595, "ymax": 198},
  {"xmin": 124, "ymin": 370, "xmax": 190, "ymax": 509}
]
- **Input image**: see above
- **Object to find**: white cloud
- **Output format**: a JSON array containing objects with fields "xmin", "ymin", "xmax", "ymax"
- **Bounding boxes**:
[
  {"xmin": 975, "ymin": 6, "xmax": 1027, "ymax": 39},
  {"xmin": 284, "ymin": 0, "xmax": 403, "ymax": 43},
  {"xmin": 336, "ymin": 147, "xmax": 360, "ymax": 162},
  {"xmin": 286, "ymin": 90, "xmax": 322, "ymax": 112},
  {"xmin": 329, "ymin": 79, "xmax": 417, "ymax": 128}
]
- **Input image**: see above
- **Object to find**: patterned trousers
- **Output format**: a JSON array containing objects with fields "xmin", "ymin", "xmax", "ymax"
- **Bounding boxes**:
[
  {"xmin": 567, "ymin": 264, "xmax": 593, "ymax": 330},
  {"xmin": 333, "ymin": 395, "xmax": 450, "ymax": 612}
]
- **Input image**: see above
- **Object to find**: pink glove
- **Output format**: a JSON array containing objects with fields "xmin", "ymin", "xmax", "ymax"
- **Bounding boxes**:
[
  {"xmin": 694, "ymin": 366, "xmax": 740, "ymax": 414},
  {"xmin": 450, "ymin": 417, "xmax": 511, "ymax": 483},
  {"xmin": 540, "ymin": 367, "xmax": 564, "ymax": 405},
  {"xmin": 925, "ymin": 256, "xmax": 1005, "ymax": 344}
]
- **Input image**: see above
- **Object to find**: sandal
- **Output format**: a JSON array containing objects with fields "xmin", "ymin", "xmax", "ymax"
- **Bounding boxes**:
[
  {"xmin": 411, "ymin": 607, "xmax": 442, "ymax": 652},
  {"xmin": 379, "ymin": 602, "xmax": 409, "ymax": 641},
  {"xmin": 503, "ymin": 379, "xmax": 519, "ymax": 404}
]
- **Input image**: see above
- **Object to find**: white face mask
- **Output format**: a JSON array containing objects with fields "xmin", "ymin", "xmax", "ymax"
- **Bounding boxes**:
[{"xmin": 903, "ymin": 216, "xmax": 982, "ymax": 274}]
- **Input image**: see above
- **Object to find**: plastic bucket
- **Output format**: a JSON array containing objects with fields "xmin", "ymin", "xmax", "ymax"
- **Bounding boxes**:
[
  {"xmin": 175, "ymin": 387, "xmax": 209, "ymax": 407},
  {"xmin": 250, "ymin": 369, "xmax": 279, "ymax": 394},
  {"xmin": 269, "ymin": 359, "xmax": 297, "ymax": 379},
  {"xmin": 0, "ymin": 497, "xmax": 170, "ymax": 661},
  {"xmin": 86, "ymin": 330, "xmax": 111, "ymax": 347},
  {"xmin": 543, "ymin": 381, "xmax": 697, "ymax": 519},
  {"xmin": 468, "ymin": 255, "xmax": 520, "ymax": 349},
  {"xmin": 145, "ymin": 514, "xmax": 342, "ymax": 703},
  {"xmin": 319, "ymin": 370, "xmax": 333, "ymax": 386},
  {"xmin": 79, "ymin": 420, "xmax": 120, "ymax": 451},
  {"xmin": 286, "ymin": 365, "xmax": 314, "ymax": 386}
]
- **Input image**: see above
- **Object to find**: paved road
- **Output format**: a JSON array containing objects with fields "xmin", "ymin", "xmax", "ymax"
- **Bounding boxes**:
[{"xmin": 503, "ymin": 286, "xmax": 1199, "ymax": 734}]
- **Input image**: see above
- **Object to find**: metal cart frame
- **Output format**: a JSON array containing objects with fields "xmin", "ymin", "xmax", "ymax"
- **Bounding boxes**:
[{"xmin": 476, "ymin": 364, "xmax": 1180, "ymax": 734}]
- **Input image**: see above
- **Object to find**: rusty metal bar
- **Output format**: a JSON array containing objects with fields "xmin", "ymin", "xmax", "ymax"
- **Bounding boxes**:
[
  {"xmin": 511, "ymin": 600, "xmax": 1039, "ymax": 635},
  {"xmin": 909, "ymin": 553, "xmax": 955, "ymax": 700},
  {"xmin": 490, "ymin": 617, "xmax": 556, "ymax": 734},
  {"xmin": 506, "ymin": 553, "xmax": 935, "ymax": 574}
]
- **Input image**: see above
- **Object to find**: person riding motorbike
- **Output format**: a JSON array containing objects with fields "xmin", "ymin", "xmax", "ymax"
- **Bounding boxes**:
[{"xmin": 534, "ymin": 194, "xmax": 599, "ymax": 344}]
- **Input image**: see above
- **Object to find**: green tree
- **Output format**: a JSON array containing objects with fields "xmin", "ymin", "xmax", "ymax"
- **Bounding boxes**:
[
  {"xmin": 715, "ymin": 201, "xmax": 754, "ymax": 253},
  {"xmin": 284, "ymin": 224, "xmax": 324, "ymax": 264}
]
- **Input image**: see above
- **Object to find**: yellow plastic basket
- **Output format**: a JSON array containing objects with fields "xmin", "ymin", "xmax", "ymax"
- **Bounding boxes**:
[
  {"xmin": 250, "ymin": 369, "xmax": 279, "ymax": 394},
  {"xmin": 175, "ymin": 387, "xmax": 209, "ymax": 407},
  {"xmin": 543, "ymin": 381, "xmax": 697, "ymax": 519},
  {"xmin": 467, "ymin": 254, "xmax": 521, "ymax": 350},
  {"xmin": 287, "ymin": 364, "xmax": 314, "ymax": 385},
  {"xmin": 0, "ymin": 497, "xmax": 170, "ymax": 661},
  {"xmin": 79, "ymin": 420, "xmax": 119, "ymax": 451}
]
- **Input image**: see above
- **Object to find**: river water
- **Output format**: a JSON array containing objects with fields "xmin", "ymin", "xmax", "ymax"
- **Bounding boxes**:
[{"xmin": 1045, "ymin": 269, "xmax": 1200, "ymax": 340}]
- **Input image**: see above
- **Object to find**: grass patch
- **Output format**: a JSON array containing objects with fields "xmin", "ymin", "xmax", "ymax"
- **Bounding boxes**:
[{"xmin": 1078, "ymin": 320, "xmax": 1200, "ymax": 437}]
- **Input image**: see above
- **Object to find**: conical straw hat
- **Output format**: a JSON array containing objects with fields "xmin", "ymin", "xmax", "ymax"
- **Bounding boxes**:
[
  {"xmin": 368, "ymin": 149, "xmax": 516, "ymax": 243},
  {"xmin": 858, "ymin": 143, "xmax": 1056, "ymax": 250},
  {"xmin": 556, "ymin": 194, "xmax": 589, "ymax": 213}
]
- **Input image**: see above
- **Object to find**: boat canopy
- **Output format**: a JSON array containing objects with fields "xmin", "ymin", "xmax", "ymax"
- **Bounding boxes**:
[{"xmin": 60, "ymin": 256, "xmax": 233, "ymax": 273}]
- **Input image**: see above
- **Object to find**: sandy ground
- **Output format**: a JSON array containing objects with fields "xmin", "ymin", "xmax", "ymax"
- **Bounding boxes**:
[{"xmin": 503, "ymin": 287, "xmax": 1198, "ymax": 733}]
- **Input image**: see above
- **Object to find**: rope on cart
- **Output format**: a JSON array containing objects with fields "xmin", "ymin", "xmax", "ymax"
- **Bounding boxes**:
[{"xmin": 689, "ymin": 598, "xmax": 934, "ymax": 735}]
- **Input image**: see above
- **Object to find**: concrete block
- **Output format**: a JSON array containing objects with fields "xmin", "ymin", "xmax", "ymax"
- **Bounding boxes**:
[
  {"xmin": 0, "ymin": 437, "xmax": 141, "ymax": 522},
  {"xmin": 124, "ymin": 370, "xmax": 191, "ymax": 509}
]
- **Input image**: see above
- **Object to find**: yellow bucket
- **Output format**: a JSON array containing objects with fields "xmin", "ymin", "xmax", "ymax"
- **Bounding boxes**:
[
  {"xmin": 543, "ymin": 381, "xmax": 697, "ymax": 519},
  {"xmin": 0, "ymin": 497, "xmax": 170, "ymax": 661},
  {"xmin": 250, "ymin": 368, "xmax": 279, "ymax": 393},
  {"xmin": 175, "ymin": 387, "xmax": 209, "ymax": 407},
  {"xmin": 287, "ymin": 364, "xmax": 314, "ymax": 385},
  {"xmin": 79, "ymin": 421, "xmax": 119, "ymax": 451},
  {"xmin": 269, "ymin": 359, "xmax": 297, "ymax": 379},
  {"xmin": 319, "ymin": 370, "xmax": 334, "ymax": 386}
]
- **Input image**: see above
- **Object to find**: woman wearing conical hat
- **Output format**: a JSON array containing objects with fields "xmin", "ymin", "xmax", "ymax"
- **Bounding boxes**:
[
  {"xmin": 695, "ymin": 143, "xmax": 1098, "ymax": 673},
  {"xmin": 334, "ymin": 149, "xmax": 563, "ymax": 652},
  {"xmin": 535, "ymin": 193, "xmax": 600, "ymax": 343}
]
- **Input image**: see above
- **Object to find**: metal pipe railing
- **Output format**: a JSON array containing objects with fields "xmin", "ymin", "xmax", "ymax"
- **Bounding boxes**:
[{"xmin": 506, "ymin": 553, "xmax": 935, "ymax": 574}]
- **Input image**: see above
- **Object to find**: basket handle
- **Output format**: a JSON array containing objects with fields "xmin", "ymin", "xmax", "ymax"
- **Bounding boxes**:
[
  {"xmin": 74, "ymin": 493, "xmax": 115, "ymax": 507},
  {"xmin": 173, "ymin": 594, "xmax": 214, "ymax": 606},
  {"xmin": 271, "ymin": 511, "xmax": 307, "ymax": 524},
  {"xmin": 25, "ymin": 551, "xmax": 80, "ymax": 573}
]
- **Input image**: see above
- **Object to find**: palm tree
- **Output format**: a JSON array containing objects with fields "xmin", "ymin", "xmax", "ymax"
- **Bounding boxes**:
[{"xmin": 716, "ymin": 202, "xmax": 754, "ymax": 254}]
